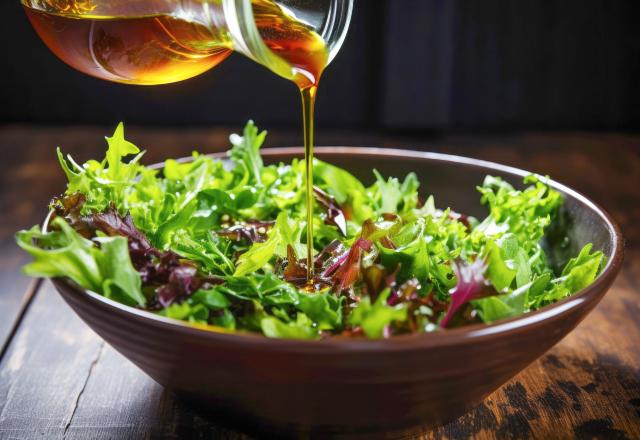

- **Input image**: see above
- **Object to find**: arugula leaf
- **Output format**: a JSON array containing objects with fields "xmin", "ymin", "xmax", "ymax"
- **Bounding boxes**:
[
  {"xmin": 104, "ymin": 122, "xmax": 141, "ymax": 181},
  {"xmin": 171, "ymin": 230, "xmax": 235, "ymax": 276},
  {"xmin": 56, "ymin": 123, "xmax": 145, "ymax": 215},
  {"xmin": 377, "ymin": 217, "xmax": 456, "ymax": 293},
  {"xmin": 229, "ymin": 120, "xmax": 266, "ymax": 186},
  {"xmin": 233, "ymin": 211, "xmax": 303, "ymax": 276}
]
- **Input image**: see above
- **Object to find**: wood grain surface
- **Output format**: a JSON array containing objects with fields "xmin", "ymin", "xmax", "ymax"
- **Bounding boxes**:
[{"xmin": 0, "ymin": 126, "xmax": 638, "ymax": 439}]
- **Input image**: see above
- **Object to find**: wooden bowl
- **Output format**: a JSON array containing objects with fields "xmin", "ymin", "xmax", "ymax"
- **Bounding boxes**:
[{"xmin": 51, "ymin": 148, "xmax": 624, "ymax": 436}]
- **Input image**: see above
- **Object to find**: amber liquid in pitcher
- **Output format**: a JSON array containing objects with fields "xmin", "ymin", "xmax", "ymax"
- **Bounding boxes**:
[{"xmin": 23, "ymin": 0, "xmax": 328, "ymax": 279}]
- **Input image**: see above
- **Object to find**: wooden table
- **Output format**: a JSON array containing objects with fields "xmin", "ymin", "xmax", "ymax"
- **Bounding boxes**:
[{"xmin": 0, "ymin": 126, "xmax": 638, "ymax": 439}]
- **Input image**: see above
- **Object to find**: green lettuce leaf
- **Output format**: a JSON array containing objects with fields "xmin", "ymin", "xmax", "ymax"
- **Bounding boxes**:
[
  {"xmin": 233, "ymin": 211, "xmax": 298, "ymax": 276},
  {"xmin": 229, "ymin": 120, "xmax": 266, "ymax": 186},
  {"xmin": 261, "ymin": 313, "xmax": 319, "ymax": 339},
  {"xmin": 297, "ymin": 292, "xmax": 343, "ymax": 330},
  {"xmin": 348, "ymin": 290, "xmax": 407, "ymax": 338},
  {"xmin": 16, "ymin": 217, "xmax": 144, "ymax": 307},
  {"xmin": 370, "ymin": 169, "xmax": 420, "ymax": 214},
  {"xmin": 530, "ymin": 244, "xmax": 605, "ymax": 308}
]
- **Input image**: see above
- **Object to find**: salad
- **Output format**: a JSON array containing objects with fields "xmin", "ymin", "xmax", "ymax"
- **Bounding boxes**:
[{"xmin": 16, "ymin": 122, "xmax": 605, "ymax": 339}]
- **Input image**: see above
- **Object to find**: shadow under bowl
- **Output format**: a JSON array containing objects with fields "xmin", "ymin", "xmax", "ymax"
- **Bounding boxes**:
[{"xmin": 51, "ymin": 147, "xmax": 623, "ymax": 436}]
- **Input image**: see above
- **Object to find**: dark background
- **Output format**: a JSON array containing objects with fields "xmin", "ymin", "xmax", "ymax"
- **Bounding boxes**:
[{"xmin": 1, "ymin": 0, "xmax": 638, "ymax": 131}]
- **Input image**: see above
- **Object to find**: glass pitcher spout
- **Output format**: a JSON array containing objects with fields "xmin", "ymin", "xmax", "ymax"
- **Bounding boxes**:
[{"xmin": 223, "ymin": 0, "xmax": 353, "ymax": 87}]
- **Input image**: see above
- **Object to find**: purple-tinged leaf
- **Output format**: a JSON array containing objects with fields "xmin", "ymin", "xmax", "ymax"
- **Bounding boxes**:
[
  {"xmin": 217, "ymin": 220, "xmax": 275, "ymax": 243},
  {"xmin": 283, "ymin": 244, "xmax": 308, "ymax": 285},
  {"xmin": 440, "ymin": 259, "xmax": 498, "ymax": 328},
  {"xmin": 315, "ymin": 239, "xmax": 346, "ymax": 270},
  {"xmin": 90, "ymin": 205, "xmax": 153, "ymax": 252},
  {"xmin": 57, "ymin": 202, "xmax": 224, "ymax": 309},
  {"xmin": 156, "ymin": 264, "xmax": 200, "ymax": 307},
  {"xmin": 332, "ymin": 238, "xmax": 373, "ymax": 292},
  {"xmin": 321, "ymin": 252, "xmax": 349, "ymax": 278},
  {"xmin": 313, "ymin": 186, "xmax": 347, "ymax": 236},
  {"xmin": 51, "ymin": 193, "xmax": 94, "ymax": 238},
  {"xmin": 314, "ymin": 239, "xmax": 349, "ymax": 278}
]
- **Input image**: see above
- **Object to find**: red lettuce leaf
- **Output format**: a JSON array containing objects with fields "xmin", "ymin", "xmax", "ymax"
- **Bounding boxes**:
[
  {"xmin": 54, "ymin": 195, "xmax": 222, "ymax": 309},
  {"xmin": 440, "ymin": 259, "xmax": 497, "ymax": 328},
  {"xmin": 315, "ymin": 239, "xmax": 347, "ymax": 275},
  {"xmin": 313, "ymin": 186, "xmax": 347, "ymax": 236},
  {"xmin": 156, "ymin": 264, "xmax": 200, "ymax": 307},
  {"xmin": 90, "ymin": 205, "xmax": 153, "ymax": 252},
  {"xmin": 331, "ymin": 238, "xmax": 372, "ymax": 292},
  {"xmin": 51, "ymin": 192, "xmax": 94, "ymax": 238},
  {"xmin": 283, "ymin": 244, "xmax": 309, "ymax": 286}
]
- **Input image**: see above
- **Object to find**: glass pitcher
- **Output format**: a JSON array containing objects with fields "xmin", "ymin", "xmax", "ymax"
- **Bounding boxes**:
[{"xmin": 21, "ymin": 0, "xmax": 353, "ymax": 88}]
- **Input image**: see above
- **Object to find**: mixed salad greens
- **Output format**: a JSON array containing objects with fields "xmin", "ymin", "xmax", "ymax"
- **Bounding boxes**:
[{"xmin": 16, "ymin": 122, "xmax": 605, "ymax": 339}]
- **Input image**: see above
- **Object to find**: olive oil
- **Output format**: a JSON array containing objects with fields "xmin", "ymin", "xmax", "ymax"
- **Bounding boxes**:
[
  {"xmin": 23, "ymin": 0, "xmax": 328, "ymax": 280},
  {"xmin": 252, "ymin": 0, "xmax": 328, "ymax": 280},
  {"xmin": 301, "ymin": 85, "xmax": 318, "ymax": 280}
]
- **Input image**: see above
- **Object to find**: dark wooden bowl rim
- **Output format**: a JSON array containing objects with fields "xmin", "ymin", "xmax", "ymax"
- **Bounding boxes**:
[{"xmin": 49, "ymin": 147, "xmax": 624, "ymax": 353}]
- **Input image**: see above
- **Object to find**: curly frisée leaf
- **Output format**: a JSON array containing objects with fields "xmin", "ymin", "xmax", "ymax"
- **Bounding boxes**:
[
  {"xmin": 529, "ymin": 244, "xmax": 605, "ymax": 308},
  {"xmin": 475, "ymin": 174, "xmax": 561, "ymax": 251},
  {"xmin": 56, "ymin": 123, "xmax": 144, "ymax": 214}
]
